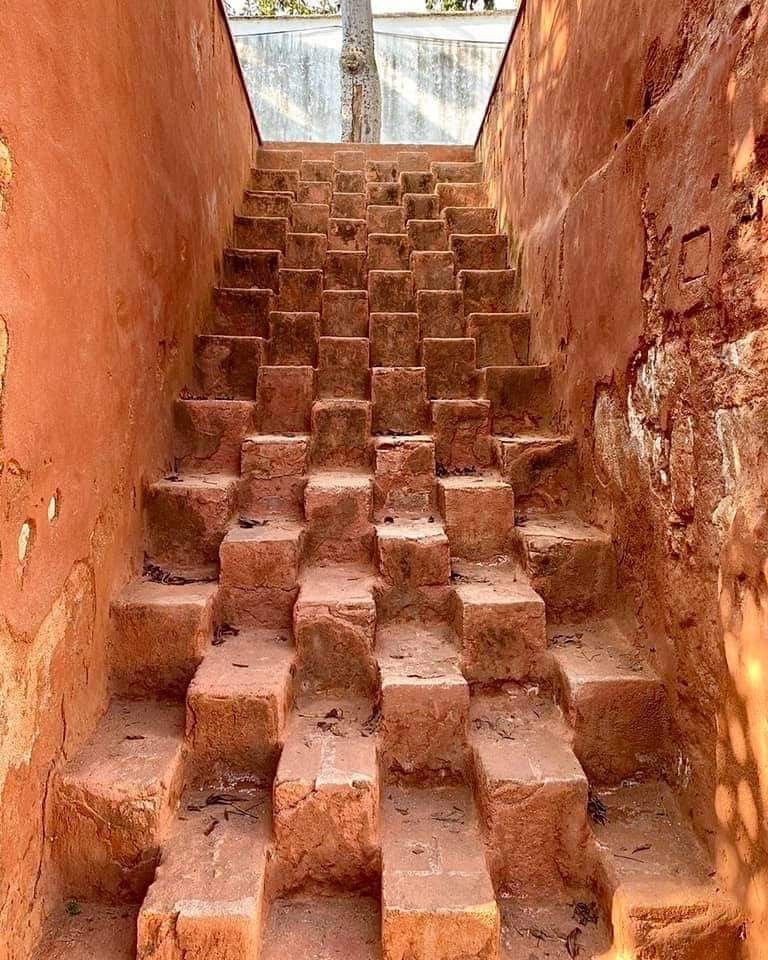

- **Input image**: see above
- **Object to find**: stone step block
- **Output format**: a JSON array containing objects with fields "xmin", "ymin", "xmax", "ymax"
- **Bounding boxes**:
[
  {"xmin": 304, "ymin": 471, "xmax": 374, "ymax": 564},
  {"xmin": 185, "ymin": 631, "xmax": 293, "ymax": 784},
  {"xmin": 145, "ymin": 475, "xmax": 236, "ymax": 571},
  {"xmin": 239, "ymin": 433, "xmax": 309, "ymax": 519},
  {"xmin": 326, "ymin": 250, "xmax": 367, "ymax": 290},
  {"xmin": 173, "ymin": 398, "xmax": 255, "ymax": 475},
  {"xmin": 431, "ymin": 399, "xmax": 492, "ymax": 471},
  {"xmin": 431, "ymin": 161, "xmax": 484, "ymax": 183},
  {"xmin": 194, "ymin": 334, "xmax": 265, "ymax": 399},
  {"xmin": 212, "ymin": 287, "xmax": 273, "ymax": 337},
  {"xmin": 451, "ymin": 566, "xmax": 546, "ymax": 682},
  {"xmin": 294, "ymin": 564, "xmax": 378, "ymax": 697},
  {"xmin": 332, "ymin": 193, "xmax": 367, "ymax": 219},
  {"xmin": 250, "ymin": 168, "xmax": 300, "ymax": 195},
  {"xmin": 368, "ymin": 233, "xmax": 410, "ymax": 270},
  {"xmin": 269, "ymin": 310, "xmax": 320, "ymax": 366},
  {"xmin": 458, "ymin": 268, "xmax": 515, "ymax": 314},
  {"xmin": 442, "ymin": 206, "xmax": 497, "ymax": 234},
  {"xmin": 402, "ymin": 193, "xmax": 439, "ymax": 221},
  {"xmin": 223, "ymin": 248, "xmax": 281, "ymax": 290},
  {"xmin": 262, "ymin": 896, "xmax": 380, "ymax": 960},
  {"xmin": 137, "ymin": 788, "xmax": 270, "ymax": 956},
  {"xmin": 381, "ymin": 785, "xmax": 499, "ymax": 960},
  {"xmin": 366, "ymin": 158, "xmax": 399, "ymax": 182},
  {"xmin": 416, "ymin": 289, "xmax": 464, "ymax": 339},
  {"xmin": 318, "ymin": 336, "xmax": 370, "ymax": 400},
  {"xmin": 470, "ymin": 687, "xmax": 589, "ymax": 894},
  {"xmin": 291, "ymin": 201, "xmax": 330, "ymax": 234},
  {"xmin": 329, "ymin": 217, "xmax": 368, "ymax": 251},
  {"xmin": 371, "ymin": 367, "xmax": 429, "ymax": 436},
  {"xmin": 437, "ymin": 473, "xmax": 514, "ymax": 559},
  {"xmin": 298, "ymin": 180, "xmax": 333, "ymax": 205},
  {"xmin": 334, "ymin": 149, "xmax": 366, "ymax": 170},
  {"xmin": 367, "ymin": 182, "xmax": 400, "ymax": 206},
  {"xmin": 370, "ymin": 312, "xmax": 419, "ymax": 367},
  {"xmin": 301, "ymin": 158, "xmax": 334, "ymax": 182},
  {"xmin": 285, "ymin": 231, "xmax": 327, "ymax": 269},
  {"xmin": 241, "ymin": 190, "xmax": 293, "ymax": 219},
  {"xmin": 375, "ymin": 519, "xmax": 450, "ymax": 587},
  {"xmin": 310, "ymin": 398, "xmax": 372, "ymax": 469},
  {"xmin": 234, "ymin": 214, "xmax": 288, "ymax": 252},
  {"xmin": 273, "ymin": 708, "xmax": 379, "ymax": 892},
  {"xmin": 407, "ymin": 219, "xmax": 448, "ymax": 251},
  {"xmin": 377, "ymin": 623, "xmax": 468, "ymax": 780},
  {"xmin": 421, "ymin": 338, "xmax": 476, "ymax": 399},
  {"xmin": 256, "ymin": 365, "xmax": 315, "ymax": 434},
  {"xmin": 492, "ymin": 433, "xmax": 575, "ymax": 509},
  {"xmin": 466, "ymin": 312, "xmax": 529, "ymax": 365},
  {"xmin": 51, "ymin": 700, "xmax": 185, "ymax": 901},
  {"xmin": 278, "ymin": 267, "xmax": 323, "ymax": 312},
  {"xmin": 410, "ymin": 250, "xmax": 455, "ymax": 291},
  {"xmin": 368, "ymin": 203, "xmax": 405, "ymax": 233},
  {"xmin": 480, "ymin": 364, "xmax": 551, "ymax": 433},
  {"xmin": 369, "ymin": 270, "xmax": 415, "ymax": 313},
  {"xmin": 374, "ymin": 435, "xmax": 435, "ymax": 517},
  {"xmin": 549, "ymin": 618, "xmax": 671, "ymax": 784},
  {"xmin": 449, "ymin": 234, "xmax": 507, "ymax": 271},
  {"xmin": 399, "ymin": 170, "xmax": 435, "ymax": 194},
  {"xmin": 218, "ymin": 520, "xmax": 305, "ymax": 628},
  {"xmin": 109, "ymin": 580, "xmax": 216, "ymax": 699},
  {"xmin": 436, "ymin": 182, "xmax": 487, "ymax": 210},
  {"xmin": 396, "ymin": 150, "xmax": 431, "ymax": 172},
  {"xmin": 514, "ymin": 513, "xmax": 617, "ymax": 619},
  {"xmin": 335, "ymin": 169, "xmax": 367, "ymax": 194},
  {"xmin": 257, "ymin": 147, "xmax": 303, "ymax": 169},
  {"xmin": 319, "ymin": 289, "xmax": 367, "ymax": 337}
]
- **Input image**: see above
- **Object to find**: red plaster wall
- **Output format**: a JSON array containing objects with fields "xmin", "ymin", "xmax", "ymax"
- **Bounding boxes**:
[
  {"xmin": 477, "ymin": 0, "xmax": 768, "ymax": 952},
  {"xmin": 0, "ymin": 3, "xmax": 256, "ymax": 955}
]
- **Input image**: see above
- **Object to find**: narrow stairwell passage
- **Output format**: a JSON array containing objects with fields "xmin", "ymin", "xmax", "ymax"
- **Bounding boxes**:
[{"xmin": 38, "ymin": 144, "xmax": 742, "ymax": 960}]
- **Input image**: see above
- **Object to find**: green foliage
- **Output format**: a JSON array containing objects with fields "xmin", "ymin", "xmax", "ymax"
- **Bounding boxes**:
[
  {"xmin": 225, "ymin": 0, "xmax": 340, "ymax": 15},
  {"xmin": 425, "ymin": 0, "xmax": 495, "ymax": 9}
]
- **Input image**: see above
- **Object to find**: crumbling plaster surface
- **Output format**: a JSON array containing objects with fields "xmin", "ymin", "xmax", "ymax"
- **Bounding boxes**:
[
  {"xmin": 0, "ymin": 2, "xmax": 256, "ymax": 957},
  {"xmin": 477, "ymin": 0, "xmax": 768, "ymax": 952}
]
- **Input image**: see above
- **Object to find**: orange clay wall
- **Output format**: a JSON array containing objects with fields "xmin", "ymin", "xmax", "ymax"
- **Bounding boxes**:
[
  {"xmin": 0, "ymin": 3, "xmax": 256, "ymax": 956},
  {"xmin": 477, "ymin": 0, "xmax": 768, "ymax": 953}
]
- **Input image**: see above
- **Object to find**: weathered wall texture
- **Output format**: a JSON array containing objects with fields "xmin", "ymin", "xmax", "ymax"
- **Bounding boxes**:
[
  {"xmin": 477, "ymin": 0, "xmax": 768, "ymax": 952},
  {"xmin": 0, "ymin": 3, "xmax": 256, "ymax": 956}
]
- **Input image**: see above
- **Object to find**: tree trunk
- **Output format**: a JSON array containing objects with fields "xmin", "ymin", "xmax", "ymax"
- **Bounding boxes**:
[{"xmin": 339, "ymin": 0, "xmax": 381, "ymax": 142}]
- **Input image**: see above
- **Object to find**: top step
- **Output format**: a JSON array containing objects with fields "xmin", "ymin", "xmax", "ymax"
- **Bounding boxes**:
[{"xmin": 260, "ymin": 141, "xmax": 475, "ymax": 164}]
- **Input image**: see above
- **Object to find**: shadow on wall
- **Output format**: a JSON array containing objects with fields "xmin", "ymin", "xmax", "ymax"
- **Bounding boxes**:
[
  {"xmin": 235, "ymin": 27, "xmax": 507, "ymax": 143},
  {"xmin": 478, "ymin": 0, "xmax": 768, "ymax": 953}
]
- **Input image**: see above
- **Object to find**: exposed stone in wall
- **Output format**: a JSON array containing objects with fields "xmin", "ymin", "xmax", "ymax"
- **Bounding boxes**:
[{"xmin": 477, "ymin": 0, "xmax": 768, "ymax": 952}]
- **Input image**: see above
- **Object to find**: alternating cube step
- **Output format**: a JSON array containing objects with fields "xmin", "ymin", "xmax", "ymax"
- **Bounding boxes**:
[
  {"xmin": 256, "ymin": 365, "xmax": 315, "ymax": 434},
  {"xmin": 109, "ymin": 579, "xmax": 217, "ymax": 698},
  {"xmin": 262, "ymin": 896, "xmax": 381, "ymax": 960},
  {"xmin": 514, "ymin": 513, "xmax": 617, "ymax": 619},
  {"xmin": 421, "ymin": 338, "xmax": 476, "ymax": 399},
  {"xmin": 174, "ymin": 398, "xmax": 255, "ymax": 475},
  {"xmin": 375, "ymin": 519, "xmax": 450, "ymax": 587},
  {"xmin": 241, "ymin": 190, "xmax": 292, "ymax": 219},
  {"xmin": 194, "ymin": 333, "xmax": 265, "ymax": 398},
  {"xmin": 437, "ymin": 473, "xmax": 514, "ymax": 559},
  {"xmin": 481, "ymin": 364, "xmax": 551, "ymax": 432},
  {"xmin": 294, "ymin": 564, "xmax": 378, "ymax": 697},
  {"xmin": 450, "ymin": 561, "xmax": 546, "ymax": 681},
  {"xmin": 269, "ymin": 310, "xmax": 320, "ymax": 365},
  {"xmin": 374, "ymin": 435, "xmax": 435, "ymax": 517},
  {"xmin": 304, "ymin": 471, "xmax": 374, "ymax": 563},
  {"xmin": 417, "ymin": 290, "xmax": 464, "ymax": 339},
  {"xmin": 250, "ymin": 168, "xmax": 300, "ymax": 194},
  {"xmin": 470, "ymin": 685, "xmax": 590, "ymax": 894},
  {"xmin": 185, "ymin": 629, "xmax": 294, "ymax": 784},
  {"xmin": 458, "ymin": 269, "xmax": 515, "ymax": 314},
  {"xmin": 592, "ymin": 782, "xmax": 741, "ymax": 959},
  {"xmin": 278, "ymin": 267, "xmax": 323, "ymax": 311},
  {"xmin": 212, "ymin": 286, "xmax": 272, "ymax": 336},
  {"xmin": 223, "ymin": 248, "xmax": 280, "ymax": 290},
  {"xmin": 239, "ymin": 433, "xmax": 309, "ymax": 519},
  {"xmin": 318, "ymin": 336, "xmax": 370, "ymax": 399},
  {"xmin": 377, "ymin": 621, "xmax": 468, "ymax": 779},
  {"xmin": 145, "ymin": 474, "xmax": 236, "ymax": 571},
  {"xmin": 34, "ymin": 906, "xmax": 138, "ymax": 960},
  {"xmin": 322, "ymin": 289, "xmax": 369, "ymax": 337},
  {"xmin": 137, "ymin": 788, "xmax": 270, "ymax": 958},
  {"xmin": 371, "ymin": 367, "xmax": 429, "ymax": 435},
  {"xmin": 234, "ymin": 214, "xmax": 288, "ymax": 252},
  {"xmin": 311, "ymin": 399, "xmax": 372, "ymax": 469},
  {"xmin": 549, "ymin": 618, "xmax": 670, "ymax": 783},
  {"xmin": 51, "ymin": 700, "xmax": 185, "ymax": 900},
  {"xmin": 272, "ymin": 702, "xmax": 379, "ymax": 892},
  {"xmin": 218, "ymin": 519, "xmax": 304, "ymax": 628},
  {"xmin": 449, "ymin": 234, "xmax": 507, "ymax": 271},
  {"xmin": 370, "ymin": 312, "xmax": 419, "ymax": 366},
  {"xmin": 492, "ymin": 433, "xmax": 575, "ymax": 508},
  {"xmin": 466, "ymin": 311, "xmax": 529, "ymax": 365},
  {"xmin": 381, "ymin": 786, "xmax": 499, "ymax": 960},
  {"xmin": 431, "ymin": 399, "xmax": 492, "ymax": 471},
  {"xmin": 431, "ymin": 161, "xmax": 483, "ymax": 183},
  {"xmin": 443, "ymin": 206, "xmax": 497, "ymax": 234}
]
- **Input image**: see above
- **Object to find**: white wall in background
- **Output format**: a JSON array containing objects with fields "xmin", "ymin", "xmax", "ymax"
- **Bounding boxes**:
[{"xmin": 231, "ymin": 13, "xmax": 516, "ymax": 144}]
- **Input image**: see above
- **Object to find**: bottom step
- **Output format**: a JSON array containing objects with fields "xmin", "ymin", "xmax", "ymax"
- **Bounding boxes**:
[
  {"xmin": 34, "ymin": 905, "xmax": 138, "ymax": 960},
  {"xmin": 262, "ymin": 896, "xmax": 380, "ymax": 960},
  {"xmin": 381, "ymin": 785, "xmax": 499, "ymax": 960},
  {"xmin": 500, "ymin": 898, "xmax": 610, "ymax": 959}
]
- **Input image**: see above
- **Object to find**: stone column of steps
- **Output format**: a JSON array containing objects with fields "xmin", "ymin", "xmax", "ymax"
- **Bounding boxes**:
[{"xmin": 38, "ymin": 142, "xmax": 741, "ymax": 960}]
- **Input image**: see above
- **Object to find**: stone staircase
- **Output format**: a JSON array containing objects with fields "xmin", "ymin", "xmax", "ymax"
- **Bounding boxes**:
[{"xmin": 38, "ymin": 144, "xmax": 742, "ymax": 960}]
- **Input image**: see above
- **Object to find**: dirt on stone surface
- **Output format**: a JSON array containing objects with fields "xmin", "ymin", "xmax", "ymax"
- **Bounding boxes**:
[{"xmin": 477, "ymin": 0, "xmax": 768, "ymax": 952}]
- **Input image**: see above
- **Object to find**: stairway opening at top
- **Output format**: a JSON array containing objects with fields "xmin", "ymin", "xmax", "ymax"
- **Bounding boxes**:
[{"xmin": 224, "ymin": 0, "xmax": 518, "ymax": 143}]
